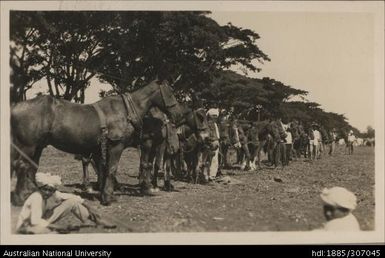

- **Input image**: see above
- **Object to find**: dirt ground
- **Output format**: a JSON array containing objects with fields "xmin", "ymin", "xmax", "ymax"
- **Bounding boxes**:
[{"xmin": 10, "ymin": 145, "xmax": 375, "ymax": 233}]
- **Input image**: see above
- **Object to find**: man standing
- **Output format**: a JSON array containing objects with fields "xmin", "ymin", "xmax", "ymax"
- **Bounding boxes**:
[
  {"xmin": 346, "ymin": 130, "xmax": 356, "ymax": 155},
  {"xmin": 207, "ymin": 108, "xmax": 221, "ymax": 181},
  {"xmin": 329, "ymin": 128, "xmax": 337, "ymax": 155},
  {"xmin": 312, "ymin": 123, "xmax": 322, "ymax": 159},
  {"xmin": 284, "ymin": 125, "xmax": 293, "ymax": 165}
]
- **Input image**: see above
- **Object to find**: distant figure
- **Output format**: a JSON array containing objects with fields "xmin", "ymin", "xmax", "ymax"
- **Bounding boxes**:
[
  {"xmin": 315, "ymin": 186, "xmax": 360, "ymax": 231},
  {"xmin": 207, "ymin": 108, "xmax": 220, "ymax": 181},
  {"xmin": 16, "ymin": 172, "xmax": 116, "ymax": 234},
  {"xmin": 312, "ymin": 123, "xmax": 322, "ymax": 159},
  {"xmin": 284, "ymin": 124, "xmax": 293, "ymax": 165},
  {"xmin": 346, "ymin": 130, "xmax": 356, "ymax": 155},
  {"xmin": 329, "ymin": 128, "xmax": 337, "ymax": 156}
]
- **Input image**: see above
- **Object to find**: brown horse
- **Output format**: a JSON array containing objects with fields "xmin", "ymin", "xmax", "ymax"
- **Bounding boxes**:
[
  {"xmin": 250, "ymin": 120, "xmax": 282, "ymax": 169},
  {"xmin": 11, "ymin": 80, "xmax": 183, "ymax": 206},
  {"xmin": 177, "ymin": 121, "xmax": 219, "ymax": 184},
  {"xmin": 140, "ymin": 105, "xmax": 212, "ymax": 192},
  {"xmin": 217, "ymin": 118, "xmax": 240, "ymax": 169}
]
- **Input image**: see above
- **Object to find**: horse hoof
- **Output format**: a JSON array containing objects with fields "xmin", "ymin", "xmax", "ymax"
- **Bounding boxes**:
[
  {"xmin": 141, "ymin": 187, "xmax": 158, "ymax": 196},
  {"xmin": 100, "ymin": 194, "xmax": 117, "ymax": 206},
  {"xmin": 164, "ymin": 181, "xmax": 175, "ymax": 192},
  {"xmin": 100, "ymin": 199, "xmax": 112, "ymax": 206}
]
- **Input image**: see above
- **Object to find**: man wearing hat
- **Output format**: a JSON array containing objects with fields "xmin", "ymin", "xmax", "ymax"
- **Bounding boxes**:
[
  {"xmin": 329, "ymin": 128, "xmax": 337, "ymax": 156},
  {"xmin": 15, "ymin": 172, "xmax": 116, "ymax": 234},
  {"xmin": 316, "ymin": 186, "xmax": 360, "ymax": 231},
  {"xmin": 346, "ymin": 130, "xmax": 356, "ymax": 155}
]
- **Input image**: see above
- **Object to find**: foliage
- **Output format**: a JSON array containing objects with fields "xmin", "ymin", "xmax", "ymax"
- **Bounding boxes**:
[{"xmin": 10, "ymin": 11, "xmax": 360, "ymax": 133}]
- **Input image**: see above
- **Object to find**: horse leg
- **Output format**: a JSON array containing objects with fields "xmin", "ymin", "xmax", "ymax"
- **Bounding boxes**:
[
  {"xmin": 242, "ymin": 144, "xmax": 251, "ymax": 171},
  {"xmin": 248, "ymin": 144, "xmax": 254, "ymax": 170},
  {"xmin": 100, "ymin": 143, "xmax": 124, "ymax": 206},
  {"xmin": 222, "ymin": 143, "xmax": 229, "ymax": 168},
  {"xmin": 256, "ymin": 143, "xmax": 263, "ymax": 170},
  {"xmin": 197, "ymin": 150, "xmax": 208, "ymax": 184},
  {"xmin": 172, "ymin": 150, "xmax": 182, "ymax": 180},
  {"xmin": 90, "ymin": 153, "xmax": 105, "ymax": 193},
  {"xmin": 281, "ymin": 143, "xmax": 287, "ymax": 167},
  {"xmin": 163, "ymin": 153, "xmax": 174, "ymax": 192},
  {"xmin": 153, "ymin": 142, "xmax": 165, "ymax": 190},
  {"xmin": 273, "ymin": 142, "xmax": 280, "ymax": 168},
  {"xmin": 12, "ymin": 144, "xmax": 44, "ymax": 206},
  {"xmin": 81, "ymin": 155, "xmax": 94, "ymax": 193},
  {"xmin": 139, "ymin": 139, "xmax": 156, "ymax": 195}
]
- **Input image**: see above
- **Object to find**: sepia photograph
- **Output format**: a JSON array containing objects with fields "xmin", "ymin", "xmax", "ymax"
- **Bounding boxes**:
[{"xmin": 1, "ymin": 1, "xmax": 384, "ymax": 245}]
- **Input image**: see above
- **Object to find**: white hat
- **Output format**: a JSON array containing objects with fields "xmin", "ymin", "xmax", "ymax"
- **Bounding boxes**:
[
  {"xmin": 35, "ymin": 172, "xmax": 62, "ymax": 188},
  {"xmin": 207, "ymin": 108, "xmax": 219, "ymax": 116},
  {"xmin": 320, "ymin": 187, "xmax": 357, "ymax": 210}
]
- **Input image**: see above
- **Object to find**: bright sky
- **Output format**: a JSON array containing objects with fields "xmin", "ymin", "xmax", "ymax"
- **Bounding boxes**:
[{"xmin": 210, "ymin": 11, "xmax": 375, "ymax": 132}]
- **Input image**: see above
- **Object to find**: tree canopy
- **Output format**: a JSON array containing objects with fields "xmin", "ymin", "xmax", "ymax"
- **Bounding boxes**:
[{"xmin": 10, "ymin": 11, "xmax": 362, "ymax": 134}]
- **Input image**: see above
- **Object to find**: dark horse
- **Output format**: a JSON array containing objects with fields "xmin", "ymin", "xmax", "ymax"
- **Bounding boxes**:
[
  {"xmin": 248, "ymin": 120, "xmax": 282, "ymax": 169},
  {"xmin": 11, "ymin": 80, "xmax": 184, "ymax": 206},
  {"xmin": 176, "ymin": 119, "xmax": 220, "ymax": 184},
  {"xmin": 217, "ymin": 117, "xmax": 239, "ymax": 169},
  {"xmin": 140, "ymin": 104, "xmax": 213, "ymax": 191}
]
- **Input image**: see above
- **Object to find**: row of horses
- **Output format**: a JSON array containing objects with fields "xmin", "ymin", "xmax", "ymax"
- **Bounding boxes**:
[{"xmin": 10, "ymin": 79, "xmax": 334, "ymax": 207}]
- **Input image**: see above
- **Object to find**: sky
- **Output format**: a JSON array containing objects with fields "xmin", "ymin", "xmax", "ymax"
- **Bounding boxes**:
[
  {"xmin": 26, "ymin": 10, "xmax": 377, "ymax": 132},
  {"xmin": 209, "ymin": 11, "xmax": 375, "ymax": 132}
]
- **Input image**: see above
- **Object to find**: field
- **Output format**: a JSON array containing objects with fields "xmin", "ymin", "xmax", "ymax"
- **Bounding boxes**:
[{"xmin": 11, "ymin": 145, "xmax": 375, "ymax": 233}]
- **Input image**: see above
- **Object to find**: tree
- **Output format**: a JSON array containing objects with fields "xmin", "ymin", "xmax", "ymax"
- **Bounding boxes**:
[
  {"xmin": 10, "ymin": 11, "xmax": 115, "ymax": 103},
  {"xmin": 10, "ymin": 11, "xmax": 270, "ymax": 102},
  {"xmin": 199, "ymin": 70, "xmax": 308, "ymax": 120},
  {"xmin": 10, "ymin": 12, "xmax": 45, "ymax": 103},
  {"xmin": 365, "ymin": 126, "xmax": 375, "ymax": 138},
  {"xmin": 96, "ymin": 11, "xmax": 270, "ymax": 96}
]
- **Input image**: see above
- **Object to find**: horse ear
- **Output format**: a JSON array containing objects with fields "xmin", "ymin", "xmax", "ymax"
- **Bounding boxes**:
[{"xmin": 159, "ymin": 83, "xmax": 178, "ymax": 107}]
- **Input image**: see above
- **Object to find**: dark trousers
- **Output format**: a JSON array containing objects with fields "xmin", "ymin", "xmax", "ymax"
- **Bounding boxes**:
[{"xmin": 285, "ymin": 143, "xmax": 292, "ymax": 164}]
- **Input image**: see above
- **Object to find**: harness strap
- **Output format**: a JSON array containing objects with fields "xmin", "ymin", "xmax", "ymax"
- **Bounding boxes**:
[
  {"xmin": 92, "ymin": 103, "xmax": 108, "ymax": 165},
  {"xmin": 92, "ymin": 103, "xmax": 107, "ymax": 129},
  {"xmin": 121, "ymin": 94, "xmax": 143, "ymax": 129}
]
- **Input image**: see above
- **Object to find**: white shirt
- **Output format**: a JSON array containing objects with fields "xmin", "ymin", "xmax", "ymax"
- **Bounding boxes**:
[
  {"xmin": 213, "ymin": 122, "xmax": 220, "ymax": 140},
  {"xmin": 285, "ymin": 131, "xmax": 292, "ymax": 144},
  {"xmin": 16, "ymin": 191, "xmax": 83, "ymax": 231},
  {"xmin": 348, "ymin": 134, "xmax": 356, "ymax": 143},
  {"xmin": 313, "ymin": 130, "xmax": 321, "ymax": 146},
  {"xmin": 323, "ymin": 214, "xmax": 361, "ymax": 231}
]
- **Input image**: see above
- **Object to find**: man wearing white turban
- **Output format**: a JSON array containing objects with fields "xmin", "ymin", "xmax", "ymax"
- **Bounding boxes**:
[
  {"xmin": 346, "ymin": 130, "xmax": 357, "ymax": 155},
  {"xmin": 206, "ymin": 109, "xmax": 220, "ymax": 180},
  {"xmin": 16, "ymin": 172, "xmax": 116, "ymax": 234},
  {"xmin": 314, "ymin": 186, "xmax": 360, "ymax": 231}
]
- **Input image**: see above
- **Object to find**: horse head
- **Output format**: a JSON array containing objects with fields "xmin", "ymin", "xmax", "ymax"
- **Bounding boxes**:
[
  {"xmin": 192, "ymin": 108, "xmax": 219, "ymax": 151},
  {"xmin": 150, "ymin": 80, "xmax": 182, "ymax": 124}
]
